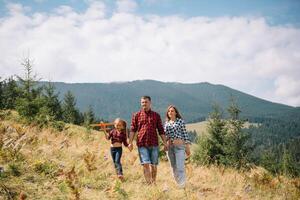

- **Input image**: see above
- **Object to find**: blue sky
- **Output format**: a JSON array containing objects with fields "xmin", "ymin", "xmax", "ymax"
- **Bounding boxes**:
[
  {"xmin": 1, "ymin": 0, "xmax": 300, "ymax": 26},
  {"xmin": 0, "ymin": 0, "xmax": 300, "ymax": 106}
]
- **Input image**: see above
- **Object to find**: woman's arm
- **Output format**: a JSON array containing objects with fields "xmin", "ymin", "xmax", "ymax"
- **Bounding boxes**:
[
  {"xmin": 185, "ymin": 143, "xmax": 191, "ymax": 157},
  {"xmin": 179, "ymin": 119, "xmax": 191, "ymax": 144}
]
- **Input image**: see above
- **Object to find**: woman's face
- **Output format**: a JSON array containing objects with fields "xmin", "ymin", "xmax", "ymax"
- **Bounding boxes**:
[{"xmin": 168, "ymin": 107, "xmax": 177, "ymax": 119}]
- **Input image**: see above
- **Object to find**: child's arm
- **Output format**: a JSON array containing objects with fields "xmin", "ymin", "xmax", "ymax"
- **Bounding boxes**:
[
  {"xmin": 102, "ymin": 128, "xmax": 110, "ymax": 140},
  {"xmin": 123, "ymin": 130, "xmax": 130, "ymax": 150}
]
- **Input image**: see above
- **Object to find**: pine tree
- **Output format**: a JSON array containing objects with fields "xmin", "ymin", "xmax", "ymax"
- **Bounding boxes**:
[
  {"xmin": 206, "ymin": 104, "xmax": 227, "ymax": 164},
  {"xmin": 260, "ymin": 149, "xmax": 280, "ymax": 174},
  {"xmin": 17, "ymin": 58, "xmax": 40, "ymax": 98},
  {"xmin": 193, "ymin": 100, "xmax": 252, "ymax": 169},
  {"xmin": 222, "ymin": 98, "xmax": 252, "ymax": 169},
  {"xmin": 281, "ymin": 145, "xmax": 298, "ymax": 177},
  {"xmin": 2, "ymin": 77, "xmax": 20, "ymax": 109},
  {"xmin": 15, "ymin": 57, "xmax": 43, "ymax": 121},
  {"xmin": 41, "ymin": 82, "xmax": 63, "ymax": 121},
  {"xmin": 192, "ymin": 104, "xmax": 226, "ymax": 165},
  {"xmin": 75, "ymin": 111, "xmax": 84, "ymax": 125},
  {"xmin": 62, "ymin": 91, "xmax": 78, "ymax": 124},
  {"xmin": 83, "ymin": 105, "xmax": 95, "ymax": 127}
]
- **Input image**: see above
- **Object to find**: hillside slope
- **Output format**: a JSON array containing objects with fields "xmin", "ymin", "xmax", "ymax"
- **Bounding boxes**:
[
  {"xmin": 1, "ymin": 112, "xmax": 299, "ymax": 199},
  {"xmin": 42, "ymin": 80, "xmax": 297, "ymax": 123}
]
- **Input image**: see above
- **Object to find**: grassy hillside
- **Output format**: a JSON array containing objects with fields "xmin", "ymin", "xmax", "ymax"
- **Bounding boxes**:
[
  {"xmin": 186, "ymin": 121, "xmax": 257, "ymax": 136},
  {"xmin": 186, "ymin": 121, "xmax": 208, "ymax": 135},
  {"xmin": 40, "ymin": 80, "xmax": 298, "ymax": 123},
  {"xmin": 1, "ymin": 111, "xmax": 299, "ymax": 199}
]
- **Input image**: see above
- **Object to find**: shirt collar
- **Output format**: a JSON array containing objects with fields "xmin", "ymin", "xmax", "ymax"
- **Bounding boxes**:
[
  {"xmin": 141, "ymin": 109, "xmax": 152, "ymax": 114},
  {"xmin": 168, "ymin": 118, "xmax": 179, "ymax": 123}
]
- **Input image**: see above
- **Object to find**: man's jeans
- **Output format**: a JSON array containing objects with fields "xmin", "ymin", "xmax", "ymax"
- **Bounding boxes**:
[{"xmin": 167, "ymin": 144, "xmax": 186, "ymax": 187}]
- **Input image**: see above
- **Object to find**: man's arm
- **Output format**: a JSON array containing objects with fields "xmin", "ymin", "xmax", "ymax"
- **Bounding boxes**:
[
  {"xmin": 128, "ymin": 131, "xmax": 136, "ymax": 151},
  {"xmin": 157, "ymin": 114, "xmax": 168, "ymax": 150},
  {"xmin": 129, "ymin": 113, "xmax": 137, "ymax": 151},
  {"xmin": 129, "ymin": 131, "xmax": 136, "ymax": 144},
  {"xmin": 160, "ymin": 134, "xmax": 167, "ymax": 145}
]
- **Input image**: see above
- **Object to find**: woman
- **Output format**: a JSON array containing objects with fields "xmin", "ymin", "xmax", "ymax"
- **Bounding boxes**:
[{"xmin": 164, "ymin": 105, "xmax": 191, "ymax": 188}]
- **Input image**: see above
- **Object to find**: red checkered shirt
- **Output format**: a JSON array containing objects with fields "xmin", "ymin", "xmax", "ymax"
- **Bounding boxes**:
[
  {"xmin": 130, "ymin": 109, "xmax": 165, "ymax": 147},
  {"xmin": 108, "ymin": 129, "xmax": 129, "ymax": 147}
]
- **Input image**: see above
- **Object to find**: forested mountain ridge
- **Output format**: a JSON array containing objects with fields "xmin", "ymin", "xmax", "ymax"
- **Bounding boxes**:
[{"xmin": 42, "ymin": 80, "xmax": 298, "ymax": 122}]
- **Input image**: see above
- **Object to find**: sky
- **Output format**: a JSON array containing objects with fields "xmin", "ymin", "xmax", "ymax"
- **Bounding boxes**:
[{"xmin": 0, "ymin": 0, "xmax": 300, "ymax": 107}]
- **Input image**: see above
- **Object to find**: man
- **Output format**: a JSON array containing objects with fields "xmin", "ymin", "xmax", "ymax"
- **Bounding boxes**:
[{"xmin": 129, "ymin": 96, "xmax": 168, "ymax": 184}]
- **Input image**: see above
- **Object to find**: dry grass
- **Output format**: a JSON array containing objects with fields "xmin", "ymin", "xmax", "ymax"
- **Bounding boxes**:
[
  {"xmin": 186, "ymin": 121, "xmax": 208, "ymax": 135},
  {"xmin": 186, "ymin": 121, "xmax": 258, "ymax": 136},
  {"xmin": 0, "ymin": 114, "xmax": 299, "ymax": 200}
]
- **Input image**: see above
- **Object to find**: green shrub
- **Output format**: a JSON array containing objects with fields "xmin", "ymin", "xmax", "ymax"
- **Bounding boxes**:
[
  {"xmin": 8, "ymin": 162, "xmax": 22, "ymax": 177},
  {"xmin": 34, "ymin": 160, "xmax": 58, "ymax": 177}
]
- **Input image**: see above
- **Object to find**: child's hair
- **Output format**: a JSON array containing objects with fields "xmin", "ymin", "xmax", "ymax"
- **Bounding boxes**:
[{"xmin": 114, "ymin": 118, "xmax": 127, "ymax": 131}]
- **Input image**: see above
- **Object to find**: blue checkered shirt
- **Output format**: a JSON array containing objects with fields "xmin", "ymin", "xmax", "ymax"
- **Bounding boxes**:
[{"xmin": 164, "ymin": 118, "xmax": 191, "ymax": 144}]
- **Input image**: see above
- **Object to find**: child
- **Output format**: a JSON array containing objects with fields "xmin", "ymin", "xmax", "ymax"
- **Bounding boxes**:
[{"xmin": 103, "ymin": 118, "xmax": 130, "ymax": 181}]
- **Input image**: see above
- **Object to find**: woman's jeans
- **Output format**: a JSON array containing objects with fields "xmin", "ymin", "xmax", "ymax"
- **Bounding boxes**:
[
  {"xmin": 110, "ymin": 147, "xmax": 123, "ymax": 175},
  {"xmin": 167, "ymin": 144, "xmax": 186, "ymax": 187}
]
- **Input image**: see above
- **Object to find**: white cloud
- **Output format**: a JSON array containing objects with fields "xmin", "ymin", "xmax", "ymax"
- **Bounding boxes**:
[{"xmin": 0, "ymin": 3, "xmax": 300, "ymax": 106}]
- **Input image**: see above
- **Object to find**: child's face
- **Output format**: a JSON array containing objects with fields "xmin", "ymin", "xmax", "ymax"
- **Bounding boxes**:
[{"xmin": 115, "ymin": 121, "xmax": 124, "ymax": 131}]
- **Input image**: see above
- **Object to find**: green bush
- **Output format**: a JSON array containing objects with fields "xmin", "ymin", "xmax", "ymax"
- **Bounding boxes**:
[
  {"xmin": 34, "ymin": 160, "xmax": 58, "ymax": 177},
  {"xmin": 192, "ymin": 101, "xmax": 252, "ymax": 170},
  {"xmin": 51, "ymin": 121, "xmax": 66, "ymax": 132},
  {"xmin": 8, "ymin": 162, "xmax": 22, "ymax": 177},
  {"xmin": 192, "ymin": 135, "xmax": 211, "ymax": 165}
]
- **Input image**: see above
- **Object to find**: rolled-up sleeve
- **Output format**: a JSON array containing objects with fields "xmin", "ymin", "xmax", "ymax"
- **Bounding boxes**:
[
  {"xmin": 180, "ymin": 119, "xmax": 191, "ymax": 144},
  {"xmin": 156, "ymin": 114, "xmax": 165, "ymax": 135}
]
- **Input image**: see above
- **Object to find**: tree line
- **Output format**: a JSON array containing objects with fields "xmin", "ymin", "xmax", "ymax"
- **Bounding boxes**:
[
  {"xmin": 192, "ymin": 99, "xmax": 300, "ymax": 177},
  {"xmin": 0, "ymin": 58, "xmax": 98, "ymax": 129}
]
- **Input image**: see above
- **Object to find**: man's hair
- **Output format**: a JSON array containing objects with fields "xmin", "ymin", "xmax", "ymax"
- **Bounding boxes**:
[{"xmin": 141, "ymin": 96, "xmax": 151, "ymax": 101}]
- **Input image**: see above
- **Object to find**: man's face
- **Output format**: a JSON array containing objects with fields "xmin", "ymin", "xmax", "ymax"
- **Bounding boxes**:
[{"xmin": 141, "ymin": 98, "xmax": 151, "ymax": 111}]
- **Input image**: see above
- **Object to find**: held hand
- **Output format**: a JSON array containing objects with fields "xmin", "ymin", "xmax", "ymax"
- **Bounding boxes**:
[
  {"xmin": 167, "ymin": 140, "xmax": 171, "ymax": 147},
  {"xmin": 163, "ymin": 143, "xmax": 168, "ymax": 151},
  {"xmin": 185, "ymin": 145, "xmax": 191, "ymax": 158},
  {"xmin": 128, "ymin": 143, "xmax": 133, "ymax": 151}
]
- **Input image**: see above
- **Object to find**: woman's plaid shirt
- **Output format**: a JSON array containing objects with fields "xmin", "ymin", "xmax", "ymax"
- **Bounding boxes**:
[{"xmin": 164, "ymin": 118, "xmax": 191, "ymax": 144}]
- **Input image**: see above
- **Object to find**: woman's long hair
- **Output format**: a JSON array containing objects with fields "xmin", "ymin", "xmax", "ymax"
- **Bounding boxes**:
[{"xmin": 165, "ymin": 105, "xmax": 182, "ymax": 121}]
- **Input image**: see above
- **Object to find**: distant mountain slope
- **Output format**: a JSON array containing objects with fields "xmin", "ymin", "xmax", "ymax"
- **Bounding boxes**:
[{"xmin": 42, "ymin": 80, "xmax": 297, "ymax": 122}]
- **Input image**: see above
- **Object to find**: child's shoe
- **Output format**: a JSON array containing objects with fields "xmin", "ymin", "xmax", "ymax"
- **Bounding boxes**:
[{"xmin": 118, "ymin": 175, "xmax": 124, "ymax": 182}]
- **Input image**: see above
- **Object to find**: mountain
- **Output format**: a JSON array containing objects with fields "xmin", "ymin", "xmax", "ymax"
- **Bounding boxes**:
[{"xmin": 41, "ymin": 80, "xmax": 298, "ymax": 123}]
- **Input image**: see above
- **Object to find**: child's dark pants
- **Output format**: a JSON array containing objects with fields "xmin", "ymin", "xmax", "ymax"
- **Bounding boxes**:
[{"xmin": 110, "ymin": 147, "xmax": 123, "ymax": 175}]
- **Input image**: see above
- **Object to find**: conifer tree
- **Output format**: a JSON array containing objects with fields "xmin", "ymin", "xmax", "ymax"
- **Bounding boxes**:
[
  {"xmin": 62, "ymin": 91, "xmax": 78, "ymax": 124},
  {"xmin": 83, "ymin": 105, "xmax": 95, "ymax": 127},
  {"xmin": 222, "ymin": 99, "xmax": 252, "ymax": 169},
  {"xmin": 15, "ymin": 58, "xmax": 43, "ymax": 121},
  {"xmin": 2, "ymin": 77, "xmax": 20, "ymax": 109},
  {"xmin": 42, "ymin": 82, "xmax": 63, "ymax": 121}
]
